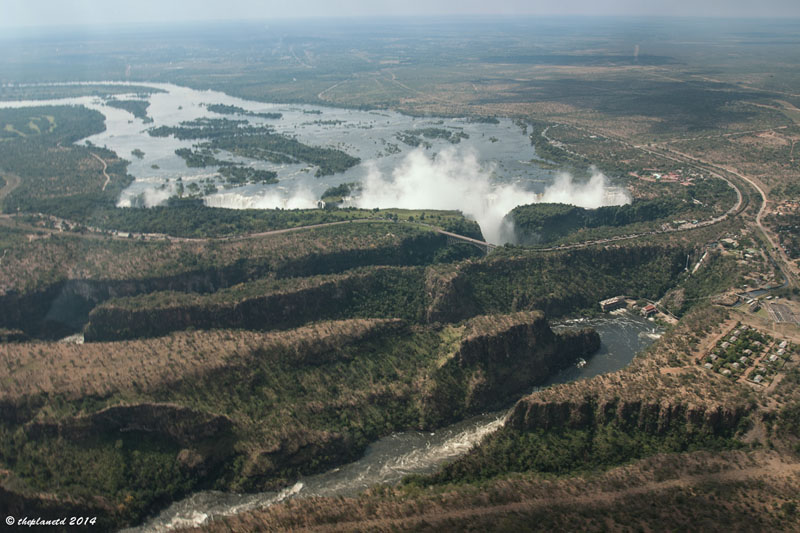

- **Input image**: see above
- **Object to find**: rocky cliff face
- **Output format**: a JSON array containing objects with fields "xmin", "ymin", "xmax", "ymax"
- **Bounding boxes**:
[
  {"xmin": 418, "ymin": 312, "xmax": 600, "ymax": 428},
  {"xmin": 83, "ymin": 267, "xmax": 425, "ymax": 342},
  {"xmin": 507, "ymin": 395, "xmax": 747, "ymax": 435},
  {"xmin": 0, "ymin": 232, "xmax": 447, "ymax": 339}
]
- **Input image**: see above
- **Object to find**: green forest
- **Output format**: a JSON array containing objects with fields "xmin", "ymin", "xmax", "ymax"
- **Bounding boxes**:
[
  {"xmin": 105, "ymin": 99, "xmax": 153, "ymax": 122},
  {"xmin": 206, "ymin": 103, "xmax": 282, "ymax": 119},
  {"xmin": 506, "ymin": 186, "xmax": 733, "ymax": 246},
  {"xmin": 0, "ymin": 105, "xmax": 133, "ymax": 215}
]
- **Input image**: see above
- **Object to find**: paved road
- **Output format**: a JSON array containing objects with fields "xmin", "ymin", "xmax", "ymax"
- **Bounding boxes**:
[{"xmin": 645, "ymin": 145, "xmax": 797, "ymax": 288}]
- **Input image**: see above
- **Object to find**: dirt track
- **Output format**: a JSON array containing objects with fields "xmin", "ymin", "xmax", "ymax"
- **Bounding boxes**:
[{"xmin": 89, "ymin": 152, "xmax": 110, "ymax": 191}]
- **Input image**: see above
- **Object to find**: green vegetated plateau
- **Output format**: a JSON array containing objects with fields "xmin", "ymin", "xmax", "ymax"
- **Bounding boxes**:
[
  {"xmin": 83, "ymin": 266, "xmax": 431, "ymax": 341},
  {"xmin": 0, "ymin": 105, "xmax": 133, "ymax": 216},
  {"xmin": 508, "ymin": 191, "xmax": 723, "ymax": 246},
  {"xmin": 508, "ymin": 199, "xmax": 682, "ymax": 245},
  {"xmin": 506, "ymin": 169, "xmax": 737, "ymax": 247},
  {"xmin": 72, "ymin": 199, "xmax": 484, "ymax": 239},
  {"xmin": 426, "ymin": 243, "xmax": 690, "ymax": 322}
]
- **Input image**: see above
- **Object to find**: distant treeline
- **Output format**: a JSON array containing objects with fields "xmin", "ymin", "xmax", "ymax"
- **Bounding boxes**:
[
  {"xmin": 482, "ymin": 54, "xmax": 676, "ymax": 66},
  {"xmin": 206, "ymin": 103, "xmax": 282, "ymax": 119}
]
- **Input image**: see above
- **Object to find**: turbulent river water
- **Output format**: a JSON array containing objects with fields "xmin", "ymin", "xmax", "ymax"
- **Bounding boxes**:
[
  {"xmin": 123, "ymin": 312, "xmax": 661, "ymax": 533},
  {"xmin": 0, "ymin": 81, "xmax": 629, "ymax": 243}
]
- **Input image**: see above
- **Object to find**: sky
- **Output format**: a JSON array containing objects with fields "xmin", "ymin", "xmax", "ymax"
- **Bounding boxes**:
[{"xmin": 3, "ymin": 0, "xmax": 800, "ymax": 29}]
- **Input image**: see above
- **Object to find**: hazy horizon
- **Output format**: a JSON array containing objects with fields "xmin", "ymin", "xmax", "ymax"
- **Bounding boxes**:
[{"xmin": 4, "ymin": 0, "xmax": 800, "ymax": 30}]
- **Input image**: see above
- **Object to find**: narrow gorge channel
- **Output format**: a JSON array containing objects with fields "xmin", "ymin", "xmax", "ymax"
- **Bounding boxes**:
[{"xmin": 126, "ymin": 313, "xmax": 660, "ymax": 532}]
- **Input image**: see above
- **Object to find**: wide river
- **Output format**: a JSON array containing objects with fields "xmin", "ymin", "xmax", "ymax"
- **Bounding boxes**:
[
  {"xmin": 124, "ymin": 312, "xmax": 661, "ymax": 533},
  {"xmin": 0, "ymin": 82, "xmax": 629, "ymax": 243}
]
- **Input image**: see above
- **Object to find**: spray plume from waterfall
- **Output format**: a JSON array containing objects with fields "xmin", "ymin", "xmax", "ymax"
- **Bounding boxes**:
[
  {"xmin": 123, "ymin": 147, "xmax": 629, "ymax": 245},
  {"xmin": 204, "ymin": 187, "xmax": 319, "ymax": 210},
  {"xmin": 352, "ymin": 148, "xmax": 630, "ymax": 244}
]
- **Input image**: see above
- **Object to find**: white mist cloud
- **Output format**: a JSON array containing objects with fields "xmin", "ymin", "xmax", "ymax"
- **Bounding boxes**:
[
  {"xmin": 541, "ymin": 171, "xmax": 631, "ymax": 208},
  {"xmin": 351, "ymin": 147, "xmax": 629, "ymax": 244},
  {"xmin": 119, "ymin": 147, "xmax": 628, "ymax": 244},
  {"xmin": 205, "ymin": 187, "xmax": 319, "ymax": 209},
  {"xmin": 117, "ymin": 186, "xmax": 174, "ymax": 208}
]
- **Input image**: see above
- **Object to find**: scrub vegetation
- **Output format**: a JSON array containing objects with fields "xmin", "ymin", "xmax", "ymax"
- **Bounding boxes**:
[{"xmin": 1, "ymin": 16, "xmax": 799, "ymax": 532}]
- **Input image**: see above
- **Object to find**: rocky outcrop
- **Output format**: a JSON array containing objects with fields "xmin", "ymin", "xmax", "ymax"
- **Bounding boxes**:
[
  {"xmin": 507, "ymin": 396, "xmax": 747, "ymax": 435},
  {"xmin": 419, "ymin": 312, "xmax": 600, "ymax": 428}
]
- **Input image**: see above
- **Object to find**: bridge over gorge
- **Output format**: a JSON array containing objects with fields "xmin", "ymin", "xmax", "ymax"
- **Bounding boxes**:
[{"xmin": 438, "ymin": 229, "xmax": 497, "ymax": 254}]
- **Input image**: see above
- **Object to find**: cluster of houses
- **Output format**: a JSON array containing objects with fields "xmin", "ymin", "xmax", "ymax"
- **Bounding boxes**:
[{"xmin": 701, "ymin": 324, "xmax": 794, "ymax": 385}]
